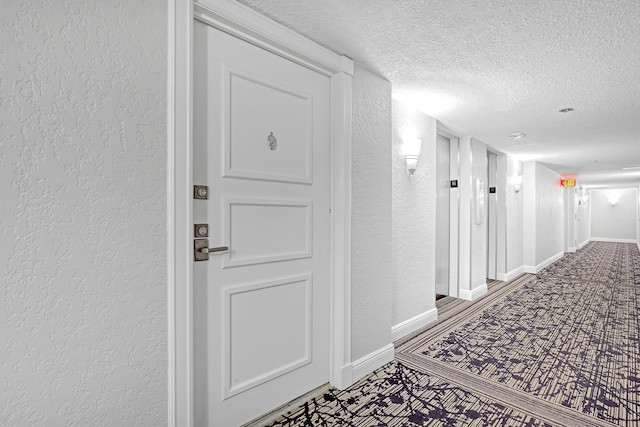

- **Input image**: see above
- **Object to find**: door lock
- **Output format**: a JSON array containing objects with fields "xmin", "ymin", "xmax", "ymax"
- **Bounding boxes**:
[
  {"xmin": 194, "ymin": 238, "xmax": 229, "ymax": 261},
  {"xmin": 194, "ymin": 185, "xmax": 209, "ymax": 200},
  {"xmin": 194, "ymin": 223, "xmax": 209, "ymax": 238}
]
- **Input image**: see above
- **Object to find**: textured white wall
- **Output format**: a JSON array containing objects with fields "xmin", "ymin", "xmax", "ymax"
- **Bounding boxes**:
[
  {"xmin": 458, "ymin": 137, "xmax": 473, "ymax": 291},
  {"xmin": 1, "ymin": 2, "xmax": 167, "ymax": 425},
  {"xmin": 351, "ymin": 66, "xmax": 393, "ymax": 361},
  {"xmin": 534, "ymin": 163, "xmax": 564, "ymax": 265},
  {"xmin": 505, "ymin": 155, "xmax": 523, "ymax": 274},
  {"xmin": 391, "ymin": 101, "xmax": 436, "ymax": 326},
  {"xmin": 590, "ymin": 188, "xmax": 638, "ymax": 240},
  {"xmin": 522, "ymin": 161, "xmax": 537, "ymax": 268}
]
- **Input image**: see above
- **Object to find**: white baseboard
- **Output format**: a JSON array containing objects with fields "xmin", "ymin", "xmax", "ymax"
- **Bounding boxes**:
[
  {"xmin": 590, "ymin": 237, "xmax": 637, "ymax": 243},
  {"xmin": 497, "ymin": 266, "xmax": 525, "ymax": 282},
  {"xmin": 568, "ymin": 246, "xmax": 576, "ymax": 253},
  {"xmin": 331, "ymin": 363, "xmax": 353, "ymax": 390},
  {"xmin": 391, "ymin": 308, "xmax": 438, "ymax": 342},
  {"xmin": 578, "ymin": 239, "xmax": 589, "ymax": 249},
  {"xmin": 349, "ymin": 344, "xmax": 395, "ymax": 384},
  {"xmin": 459, "ymin": 283, "xmax": 488, "ymax": 301},
  {"xmin": 524, "ymin": 251, "xmax": 564, "ymax": 274}
]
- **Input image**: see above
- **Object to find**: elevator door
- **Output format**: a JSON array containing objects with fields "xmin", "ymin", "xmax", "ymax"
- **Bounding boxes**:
[{"xmin": 435, "ymin": 135, "xmax": 450, "ymax": 296}]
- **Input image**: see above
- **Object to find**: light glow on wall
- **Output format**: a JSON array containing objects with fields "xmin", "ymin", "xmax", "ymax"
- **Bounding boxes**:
[
  {"xmin": 607, "ymin": 191, "xmax": 621, "ymax": 206},
  {"xmin": 392, "ymin": 90, "xmax": 458, "ymax": 117}
]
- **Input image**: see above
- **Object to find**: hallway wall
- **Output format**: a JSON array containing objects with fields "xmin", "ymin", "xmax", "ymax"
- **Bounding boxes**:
[
  {"xmin": 470, "ymin": 139, "xmax": 489, "ymax": 294},
  {"xmin": 505, "ymin": 155, "xmax": 524, "ymax": 277},
  {"xmin": 1, "ymin": 1, "xmax": 167, "ymax": 425},
  {"xmin": 391, "ymin": 101, "xmax": 437, "ymax": 331},
  {"xmin": 590, "ymin": 188, "xmax": 638, "ymax": 242},
  {"xmin": 523, "ymin": 161, "xmax": 564, "ymax": 271},
  {"xmin": 458, "ymin": 137, "xmax": 489, "ymax": 298},
  {"xmin": 535, "ymin": 163, "xmax": 564, "ymax": 267},
  {"xmin": 351, "ymin": 66, "xmax": 393, "ymax": 361}
]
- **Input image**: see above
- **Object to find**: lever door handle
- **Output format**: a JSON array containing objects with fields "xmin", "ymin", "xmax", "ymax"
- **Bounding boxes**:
[
  {"xmin": 194, "ymin": 239, "xmax": 228, "ymax": 261},
  {"xmin": 200, "ymin": 246, "xmax": 229, "ymax": 254}
]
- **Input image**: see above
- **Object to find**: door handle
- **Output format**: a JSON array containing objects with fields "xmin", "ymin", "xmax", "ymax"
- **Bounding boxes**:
[
  {"xmin": 200, "ymin": 246, "xmax": 229, "ymax": 254},
  {"xmin": 194, "ymin": 239, "xmax": 228, "ymax": 261}
]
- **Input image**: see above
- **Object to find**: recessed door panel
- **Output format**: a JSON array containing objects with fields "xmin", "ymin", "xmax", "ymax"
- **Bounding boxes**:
[
  {"xmin": 224, "ymin": 198, "xmax": 312, "ymax": 268},
  {"xmin": 225, "ymin": 68, "xmax": 313, "ymax": 184},
  {"xmin": 224, "ymin": 275, "xmax": 312, "ymax": 397}
]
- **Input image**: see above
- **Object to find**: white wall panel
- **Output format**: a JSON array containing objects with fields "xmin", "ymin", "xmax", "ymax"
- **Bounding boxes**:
[
  {"xmin": 522, "ymin": 161, "xmax": 537, "ymax": 268},
  {"xmin": 505, "ymin": 155, "xmax": 523, "ymax": 275},
  {"xmin": 590, "ymin": 188, "xmax": 638, "ymax": 240},
  {"xmin": 534, "ymin": 163, "xmax": 564, "ymax": 266},
  {"xmin": 470, "ymin": 139, "xmax": 488, "ymax": 290}
]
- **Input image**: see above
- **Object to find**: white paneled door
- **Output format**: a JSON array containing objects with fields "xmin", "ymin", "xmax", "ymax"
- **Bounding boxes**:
[{"xmin": 193, "ymin": 21, "xmax": 331, "ymax": 426}]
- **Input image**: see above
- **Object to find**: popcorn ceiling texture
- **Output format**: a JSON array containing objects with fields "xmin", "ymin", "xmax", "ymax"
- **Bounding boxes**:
[
  {"xmin": 236, "ymin": 0, "xmax": 640, "ymax": 186},
  {"xmin": 0, "ymin": 1, "xmax": 167, "ymax": 425}
]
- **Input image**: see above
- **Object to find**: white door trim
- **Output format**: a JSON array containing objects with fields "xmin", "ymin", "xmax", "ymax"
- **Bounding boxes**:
[
  {"xmin": 436, "ymin": 126, "xmax": 460, "ymax": 298},
  {"xmin": 168, "ymin": 1, "xmax": 354, "ymax": 425}
]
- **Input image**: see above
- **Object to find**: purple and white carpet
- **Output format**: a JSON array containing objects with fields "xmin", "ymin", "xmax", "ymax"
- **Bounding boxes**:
[{"xmin": 265, "ymin": 242, "xmax": 640, "ymax": 426}]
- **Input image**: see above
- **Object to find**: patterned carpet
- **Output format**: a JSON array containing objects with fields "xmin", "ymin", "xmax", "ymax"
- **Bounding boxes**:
[
  {"xmin": 538, "ymin": 241, "xmax": 640, "ymax": 285},
  {"xmin": 265, "ymin": 242, "xmax": 640, "ymax": 427}
]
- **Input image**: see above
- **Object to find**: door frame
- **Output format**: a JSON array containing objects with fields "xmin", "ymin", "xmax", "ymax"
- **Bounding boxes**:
[
  {"xmin": 168, "ymin": 1, "xmax": 354, "ymax": 425},
  {"xmin": 486, "ymin": 151, "xmax": 497, "ymax": 280},
  {"xmin": 436, "ymin": 127, "xmax": 459, "ymax": 298}
]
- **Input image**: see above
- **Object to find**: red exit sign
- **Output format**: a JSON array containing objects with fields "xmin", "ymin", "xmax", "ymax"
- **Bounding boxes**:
[{"xmin": 561, "ymin": 179, "xmax": 576, "ymax": 187}]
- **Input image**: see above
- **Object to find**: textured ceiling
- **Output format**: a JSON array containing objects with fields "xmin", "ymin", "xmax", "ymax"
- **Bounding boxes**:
[{"xmin": 237, "ymin": 0, "xmax": 640, "ymax": 187}]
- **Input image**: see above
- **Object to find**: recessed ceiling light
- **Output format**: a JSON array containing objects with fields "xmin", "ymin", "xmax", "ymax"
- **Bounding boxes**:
[
  {"xmin": 509, "ymin": 132, "xmax": 526, "ymax": 139},
  {"xmin": 622, "ymin": 166, "xmax": 640, "ymax": 170},
  {"xmin": 559, "ymin": 107, "xmax": 575, "ymax": 113}
]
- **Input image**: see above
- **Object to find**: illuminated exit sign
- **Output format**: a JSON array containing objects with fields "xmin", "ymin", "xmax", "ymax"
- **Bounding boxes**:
[{"xmin": 561, "ymin": 179, "xmax": 576, "ymax": 187}]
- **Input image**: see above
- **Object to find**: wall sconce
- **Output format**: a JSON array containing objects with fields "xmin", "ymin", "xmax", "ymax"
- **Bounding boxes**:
[
  {"xmin": 607, "ymin": 191, "xmax": 620, "ymax": 206},
  {"xmin": 403, "ymin": 138, "xmax": 422, "ymax": 176},
  {"xmin": 513, "ymin": 175, "xmax": 523, "ymax": 193}
]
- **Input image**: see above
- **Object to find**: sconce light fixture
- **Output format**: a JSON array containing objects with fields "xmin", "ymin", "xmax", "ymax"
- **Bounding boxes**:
[
  {"xmin": 513, "ymin": 174, "xmax": 523, "ymax": 193},
  {"xmin": 403, "ymin": 138, "xmax": 422, "ymax": 176},
  {"xmin": 608, "ymin": 191, "xmax": 620, "ymax": 206}
]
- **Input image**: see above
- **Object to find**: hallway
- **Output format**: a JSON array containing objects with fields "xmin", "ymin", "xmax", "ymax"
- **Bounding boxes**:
[
  {"xmin": 4, "ymin": 1, "xmax": 640, "ymax": 424},
  {"xmin": 263, "ymin": 242, "xmax": 640, "ymax": 426}
]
